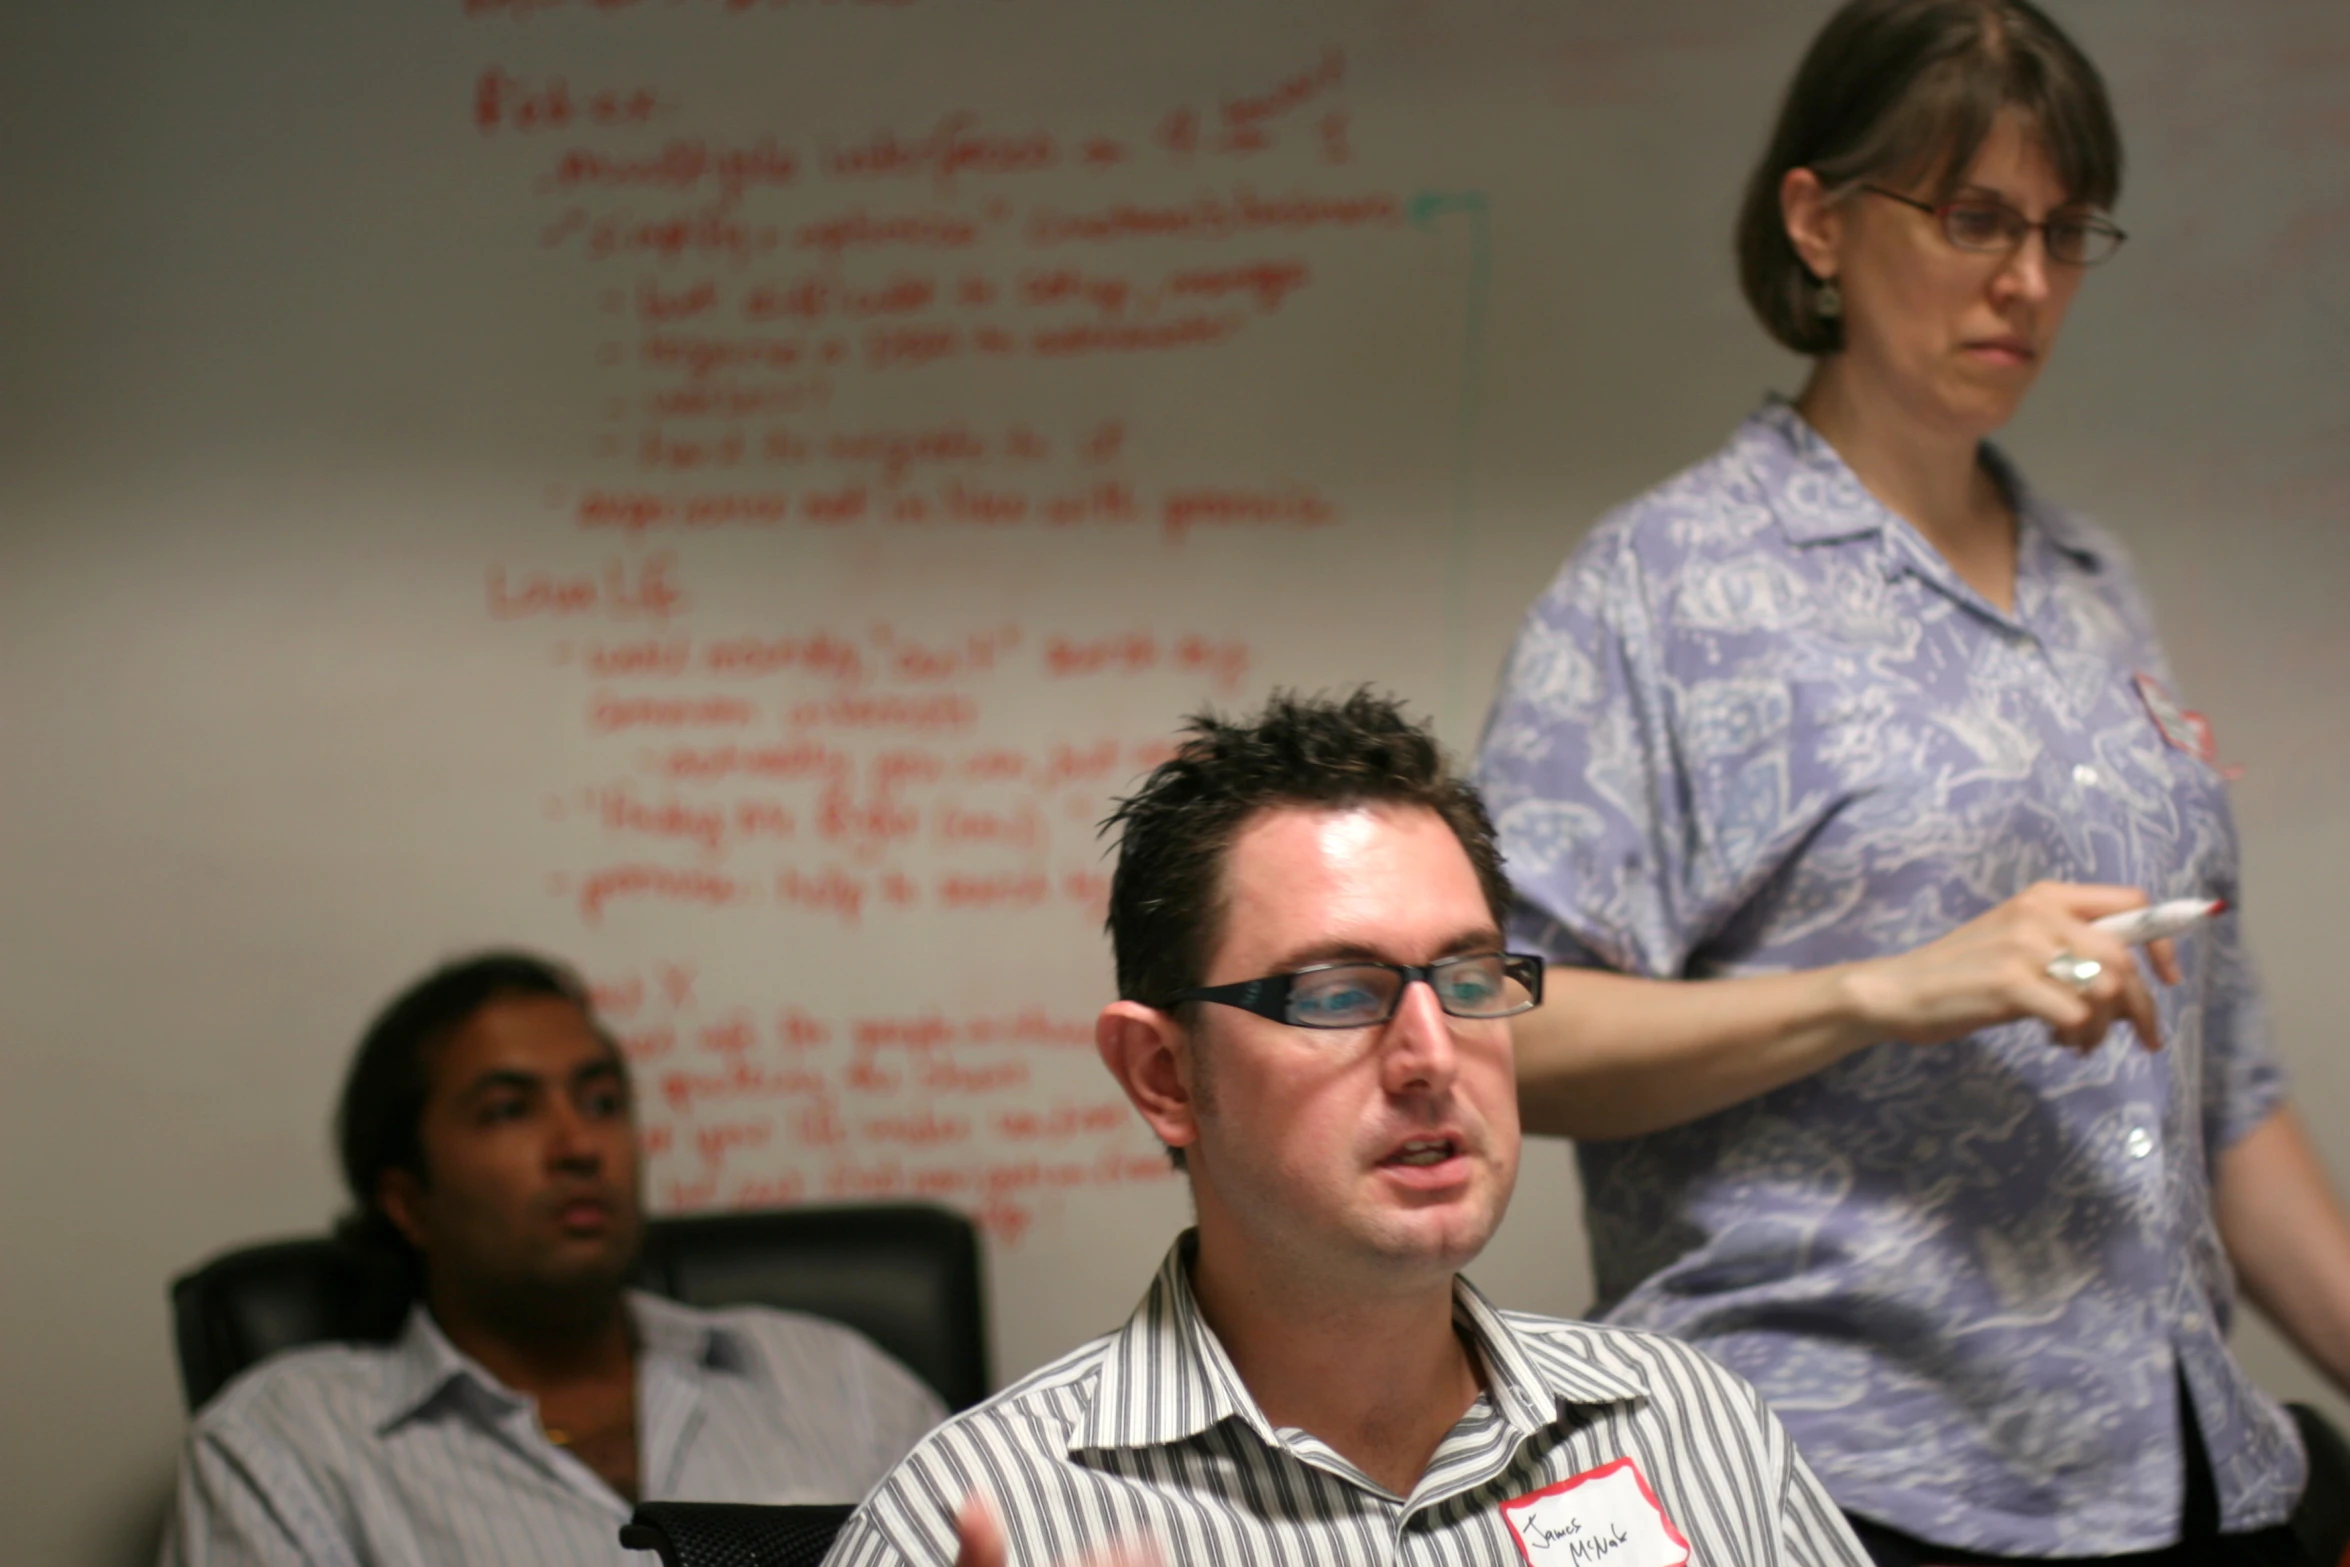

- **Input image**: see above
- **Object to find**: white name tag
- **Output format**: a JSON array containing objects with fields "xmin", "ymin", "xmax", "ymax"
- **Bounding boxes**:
[{"xmin": 1500, "ymin": 1459, "xmax": 1689, "ymax": 1567}]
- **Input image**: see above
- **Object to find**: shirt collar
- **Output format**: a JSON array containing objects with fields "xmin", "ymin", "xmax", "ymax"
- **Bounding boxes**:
[
  {"xmin": 1069, "ymin": 1234, "xmax": 1645, "ymax": 1456},
  {"xmin": 1742, "ymin": 396, "xmax": 2104, "ymax": 570},
  {"xmin": 374, "ymin": 1289, "xmax": 746, "ymax": 1435},
  {"xmin": 1451, "ymin": 1278, "xmax": 1645, "ymax": 1438}
]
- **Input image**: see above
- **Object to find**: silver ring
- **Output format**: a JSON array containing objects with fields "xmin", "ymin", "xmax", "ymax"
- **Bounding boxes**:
[{"xmin": 2045, "ymin": 951, "xmax": 2103, "ymax": 992}]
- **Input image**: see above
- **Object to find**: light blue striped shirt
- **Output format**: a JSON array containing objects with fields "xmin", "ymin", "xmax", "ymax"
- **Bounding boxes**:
[{"xmin": 161, "ymin": 1290, "xmax": 946, "ymax": 1567}]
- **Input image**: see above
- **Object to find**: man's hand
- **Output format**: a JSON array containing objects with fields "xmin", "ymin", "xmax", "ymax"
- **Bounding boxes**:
[{"xmin": 954, "ymin": 1499, "xmax": 1007, "ymax": 1567}]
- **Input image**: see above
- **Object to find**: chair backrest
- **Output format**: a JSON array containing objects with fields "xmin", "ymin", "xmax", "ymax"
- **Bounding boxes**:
[
  {"xmin": 620, "ymin": 1501, "xmax": 855, "ymax": 1567},
  {"xmin": 170, "ymin": 1202, "xmax": 989, "ymax": 1414},
  {"xmin": 2289, "ymin": 1401, "xmax": 2350, "ymax": 1567}
]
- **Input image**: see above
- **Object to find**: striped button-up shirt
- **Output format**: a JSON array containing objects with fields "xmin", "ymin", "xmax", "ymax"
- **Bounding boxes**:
[
  {"xmin": 826, "ymin": 1237, "xmax": 1868, "ymax": 1567},
  {"xmin": 162, "ymin": 1290, "xmax": 946, "ymax": 1567}
]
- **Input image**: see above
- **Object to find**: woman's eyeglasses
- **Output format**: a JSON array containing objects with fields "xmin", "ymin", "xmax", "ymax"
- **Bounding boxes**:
[{"xmin": 1860, "ymin": 185, "xmax": 2127, "ymax": 266}]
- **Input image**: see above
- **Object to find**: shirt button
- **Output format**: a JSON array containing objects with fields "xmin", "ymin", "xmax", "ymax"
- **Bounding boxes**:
[
  {"xmin": 2125, "ymin": 1126, "xmax": 2156, "ymax": 1159},
  {"xmin": 2074, "ymin": 763, "xmax": 2102, "ymax": 788},
  {"xmin": 2183, "ymin": 1311, "xmax": 2207, "ymax": 1333}
]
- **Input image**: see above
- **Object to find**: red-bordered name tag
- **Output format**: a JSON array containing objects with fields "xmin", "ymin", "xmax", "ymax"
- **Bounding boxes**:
[
  {"xmin": 1500, "ymin": 1458, "xmax": 1690, "ymax": 1567},
  {"xmin": 2134, "ymin": 671, "xmax": 2217, "ymax": 765}
]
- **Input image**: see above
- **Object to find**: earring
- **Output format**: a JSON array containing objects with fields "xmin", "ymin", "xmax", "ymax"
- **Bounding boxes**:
[{"xmin": 1815, "ymin": 279, "xmax": 1843, "ymax": 319}]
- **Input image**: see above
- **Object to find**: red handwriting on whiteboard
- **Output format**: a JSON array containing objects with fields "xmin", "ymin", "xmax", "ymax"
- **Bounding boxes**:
[
  {"xmin": 818, "ymin": 782, "xmax": 919, "ymax": 851},
  {"xmin": 871, "ymin": 623, "xmax": 1021, "ymax": 681},
  {"xmin": 587, "ymin": 784, "xmax": 731, "ymax": 852},
  {"xmin": 1162, "ymin": 484, "xmax": 1337, "ymax": 544},
  {"xmin": 787, "ymin": 693, "xmax": 978, "ymax": 732},
  {"xmin": 571, "ymin": 483, "xmax": 1320, "ymax": 538},
  {"xmin": 695, "ymin": 1118, "xmax": 771, "ymax": 1167},
  {"xmin": 1025, "ymin": 188, "xmax": 1403, "ymax": 246},
  {"xmin": 575, "ymin": 489, "xmax": 790, "ymax": 533},
  {"xmin": 540, "ymin": 140, "xmax": 798, "ymax": 200},
  {"xmin": 576, "ymin": 862, "xmax": 749, "ymax": 924},
  {"xmin": 726, "ymin": 1171, "xmax": 808, "ymax": 1208},
  {"xmin": 1166, "ymin": 259, "xmax": 1311, "ymax": 311},
  {"xmin": 822, "ymin": 423, "xmax": 987, "ymax": 482},
  {"xmin": 702, "ymin": 632, "xmax": 866, "ymax": 684},
  {"xmin": 592, "ymin": 974, "xmax": 645, "ymax": 1019},
  {"xmin": 862, "ymin": 1109, "xmax": 972, "ymax": 1147},
  {"xmin": 844, "ymin": 1055, "xmax": 901, "ymax": 1094},
  {"xmin": 647, "ymin": 739, "xmax": 855, "ymax": 785},
  {"xmin": 644, "ymin": 332, "xmax": 804, "ymax": 379},
  {"xmin": 745, "ymin": 273, "xmax": 939, "ymax": 322},
  {"xmin": 935, "ymin": 800, "xmax": 1045, "ymax": 852},
  {"xmin": 869, "ymin": 748, "xmax": 947, "ymax": 790},
  {"xmin": 997, "ymin": 1102, "xmax": 1135, "ymax": 1140},
  {"xmin": 619, "ymin": 1025, "xmax": 675, "ymax": 1062},
  {"xmin": 776, "ymin": 865, "xmax": 867, "ymax": 925},
  {"xmin": 587, "ymin": 636, "xmax": 694, "ymax": 677},
  {"xmin": 821, "ymin": 113, "xmax": 1058, "ymax": 194},
  {"xmin": 775, "ymin": 1007, "xmax": 833, "ymax": 1049},
  {"xmin": 792, "ymin": 1100, "xmax": 851, "ymax": 1150},
  {"xmin": 658, "ymin": 1060, "xmax": 829, "ymax": 1114},
  {"xmin": 488, "ymin": 554, "xmax": 685, "ymax": 621},
  {"xmin": 634, "ymin": 280, "xmax": 719, "ymax": 322},
  {"xmin": 588, "ymin": 693, "xmax": 758, "ymax": 733},
  {"xmin": 1153, "ymin": 50, "xmax": 1346, "ymax": 160},
  {"xmin": 847, "ymin": 1010, "xmax": 1096, "ymax": 1051},
  {"xmin": 638, "ymin": 429, "xmax": 745, "ymax": 470},
  {"xmin": 474, "ymin": 68, "xmax": 663, "ymax": 133},
  {"xmin": 541, "ymin": 203, "xmax": 779, "ymax": 264},
  {"xmin": 793, "ymin": 207, "xmax": 995, "ymax": 260},
  {"xmin": 1043, "ymin": 632, "xmax": 1252, "ymax": 692},
  {"xmin": 1017, "ymin": 268, "xmax": 1133, "ymax": 317},
  {"xmin": 1220, "ymin": 48, "xmax": 1346, "ymax": 145},
  {"xmin": 936, "ymin": 871, "xmax": 1050, "ymax": 909},
  {"xmin": 922, "ymin": 1056, "xmax": 1032, "ymax": 1093},
  {"xmin": 696, "ymin": 1013, "xmax": 757, "ymax": 1055}
]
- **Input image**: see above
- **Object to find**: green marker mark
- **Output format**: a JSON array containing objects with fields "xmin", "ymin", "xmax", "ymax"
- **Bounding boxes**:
[{"xmin": 1408, "ymin": 189, "xmax": 1493, "ymax": 732}]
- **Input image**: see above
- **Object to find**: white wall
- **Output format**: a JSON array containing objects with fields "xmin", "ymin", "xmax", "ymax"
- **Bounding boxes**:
[{"xmin": 1, "ymin": 3, "xmax": 2343, "ymax": 1562}]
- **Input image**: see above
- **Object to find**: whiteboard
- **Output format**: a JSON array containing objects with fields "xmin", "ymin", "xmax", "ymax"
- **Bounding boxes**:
[{"xmin": 1, "ymin": 4, "xmax": 2344, "ymax": 1563}]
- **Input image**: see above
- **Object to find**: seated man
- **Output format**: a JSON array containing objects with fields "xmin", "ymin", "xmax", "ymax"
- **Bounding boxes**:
[
  {"xmin": 826, "ymin": 691, "xmax": 1870, "ymax": 1567},
  {"xmin": 163, "ymin": 951, "xmax": 945, "ymax": 1566}
]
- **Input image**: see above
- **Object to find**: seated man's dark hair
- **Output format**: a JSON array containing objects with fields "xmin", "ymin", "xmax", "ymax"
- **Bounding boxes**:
[
  {"xmin": 1101, "ymin": 687, "xmax": 1510, "ymax": 1013},
  {"xmin": 332, "ymin": 950, "xmax": 606, "ymax": 1335}
]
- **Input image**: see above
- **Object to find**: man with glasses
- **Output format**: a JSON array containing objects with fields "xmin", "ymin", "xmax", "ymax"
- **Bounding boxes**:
[{"xmin": 824, "ymin": 690, "xmax": 1870, "ymax": 1567}]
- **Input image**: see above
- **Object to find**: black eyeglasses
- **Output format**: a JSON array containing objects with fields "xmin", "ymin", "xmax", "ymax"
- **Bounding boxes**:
[
  {"xmin": 1168, "ymin": 952, "xmax": 1544, "ymax": 1030},
  {"xmin": 1860, "ymin": 185, "xmax": 2127, "ymax": 266}
]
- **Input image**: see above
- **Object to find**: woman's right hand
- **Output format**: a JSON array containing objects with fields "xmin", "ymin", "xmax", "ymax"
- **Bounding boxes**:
[{"xmin": 1840, "ymin": 881, "xmax": 2180, "ymax": 1054}]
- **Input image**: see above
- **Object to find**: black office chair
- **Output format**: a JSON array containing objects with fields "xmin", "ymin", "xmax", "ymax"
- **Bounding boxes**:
[
  {"xmin": 2291, "ymin": 1401, "xmax": 2350, "ymax": 1567},
  {"xmin": 170, "ymin": 1201, "xmax": 988, "ymax": 1413},
  {"xmin": 620, "ymin": 1500, "xmax": 856, "ymax": 1567}
]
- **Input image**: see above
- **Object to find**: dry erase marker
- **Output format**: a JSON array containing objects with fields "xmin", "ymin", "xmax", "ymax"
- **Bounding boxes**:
[{"xmin": 2090, "ymin": 898, "xmax": 2227, "ymax": 946}]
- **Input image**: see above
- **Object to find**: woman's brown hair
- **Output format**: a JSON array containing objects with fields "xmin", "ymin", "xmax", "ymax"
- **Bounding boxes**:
[{"xmin": 1736, "ymin": 0, "xmax": 2123, "ymax": 355}]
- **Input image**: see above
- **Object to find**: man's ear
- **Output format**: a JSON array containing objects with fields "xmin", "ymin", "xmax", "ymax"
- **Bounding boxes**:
[
  {"xmin": 1779, "ymin": 165, "xmax": 1844, "ymax": 284},
  {"xmin": 377, "ymin": 1166, "xmax": 429, "ymax": 1252},
  {"xmin": 1096, "ymin": 1001, "xmax": 1199, "ymax": 1157}
]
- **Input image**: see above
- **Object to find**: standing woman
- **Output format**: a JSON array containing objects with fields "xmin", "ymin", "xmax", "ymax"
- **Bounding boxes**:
[{"xmin": 1478, "ymin": 2, "xmax": 2350, "ymax": 1562}]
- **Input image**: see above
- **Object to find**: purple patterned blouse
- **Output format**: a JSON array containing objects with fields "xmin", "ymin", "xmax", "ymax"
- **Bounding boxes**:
[{"xmin": 1476, "ymin": 401, "xmax": 2304, "ymax": 1555}]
